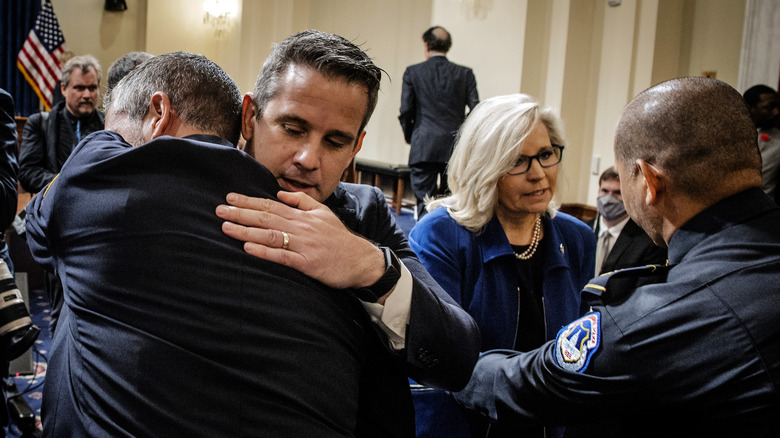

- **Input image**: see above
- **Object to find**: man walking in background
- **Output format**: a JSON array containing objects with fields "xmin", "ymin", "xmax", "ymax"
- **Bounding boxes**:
[{"xmin": 399, "ymin": 26, "xmax": 479, "ymax": 218}]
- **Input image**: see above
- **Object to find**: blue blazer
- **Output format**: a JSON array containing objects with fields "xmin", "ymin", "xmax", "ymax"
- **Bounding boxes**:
[
  {"xmin": 410, "ymin": 207, "xmax": 595, "ymax": 350},
  {"xmin": 409, "ymin": 207, "xmax": 595, "ymax": 437}
]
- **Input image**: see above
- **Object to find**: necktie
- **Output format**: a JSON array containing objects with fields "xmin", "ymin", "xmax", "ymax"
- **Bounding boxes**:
[
  {"xmin": 595, "ymin": 231, "xmax": 612, "ymax": 275},
  {"xmin": 75, "ymin": 119, "xmax": 81, "ymax": 143}
]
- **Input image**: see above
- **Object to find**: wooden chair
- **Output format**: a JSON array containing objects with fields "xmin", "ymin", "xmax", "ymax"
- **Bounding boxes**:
[
  {"xmin": 354, "ymin": 158, "xmax": 414, "ymax": 215},
  {"xmin": 558, "ymin": 203, "xmax": 597, "ymax": 224}
]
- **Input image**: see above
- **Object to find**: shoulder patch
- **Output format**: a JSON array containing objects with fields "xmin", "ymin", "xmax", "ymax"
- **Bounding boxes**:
[{"xmin": 554, "ymin": 312, "xmax": 601, "ymax": 373}]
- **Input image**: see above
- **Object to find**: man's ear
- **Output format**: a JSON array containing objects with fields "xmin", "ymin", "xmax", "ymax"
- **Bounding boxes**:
[
  {"xmin": 146, "ymin": 91, "xmax": 173, "ymax": 140},
  {"xmin": 240, "ymin": 93, "xmax": 256, "ymax": 143},
  {"xmin": 636, "ymin": 159, "xmax": 664, "ymax": 206},
  {"xmin": 350, "ymin": 131, "xmax": 366, "ymax": 160}
]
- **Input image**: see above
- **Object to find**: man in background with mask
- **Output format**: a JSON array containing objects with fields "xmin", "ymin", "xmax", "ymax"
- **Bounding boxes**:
[{"xmin": 593, "ymin": 166, "xmax": 666, "ymax": 276}]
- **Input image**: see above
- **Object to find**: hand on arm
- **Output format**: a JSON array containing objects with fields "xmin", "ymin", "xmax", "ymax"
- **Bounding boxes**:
[{"xmin": 216, "ymin": 191, "xmax": 391, "ymax": 298}]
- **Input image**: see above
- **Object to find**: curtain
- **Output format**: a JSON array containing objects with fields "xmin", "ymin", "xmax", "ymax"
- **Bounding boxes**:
[{"xmin": 0, "ymin": 0, "xmax": 43, "ymax": 116}]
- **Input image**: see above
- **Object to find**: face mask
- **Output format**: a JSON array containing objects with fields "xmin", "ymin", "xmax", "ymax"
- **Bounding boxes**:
[{"xmin": 597, "ymin": 194, "xmax": 627, "ymax": 221}]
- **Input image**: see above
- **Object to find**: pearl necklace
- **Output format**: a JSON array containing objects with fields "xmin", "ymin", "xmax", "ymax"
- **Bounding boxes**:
[{"xmin": 514, "ymin": 215, "xmax": 542, "ymax": 260}]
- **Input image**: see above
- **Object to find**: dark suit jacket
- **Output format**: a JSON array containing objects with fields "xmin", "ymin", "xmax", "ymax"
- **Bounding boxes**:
[
  {"xmin": 26, "ymin": 131, "xmax": 479, "ymax": 437},
  {"xmin": 399, "ymin": 56, "xmax": 478, "ymax": 165},
  {"xmin": 325, "ymin": 182, "xmax": 481, "ymax": 437},
  {"xmin": 0, "ymin": 89, "xmax": 18, "ymax": 234},
  {"xmin": 27, "ymin": 132, "xmax": 374, "ymax": 437},
  {"xmin": 19, "ymin": 101, "xmax": 104, "ymax": 193},
  {"xmin": 595, "ymin": 218, "xmax": 667, "ymax": 274},
  {"xmin": 0, "ymin": 88, "xmax": 19, "ymax": 429},
  {"xmin": 455, "ymin": 189, "xmax": 780, "ymax": 435}
]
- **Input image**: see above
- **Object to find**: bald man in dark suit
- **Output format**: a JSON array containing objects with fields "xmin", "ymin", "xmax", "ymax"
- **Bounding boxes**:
[{"xmin": 399, "ymin": 26, "xmax": 479, "ymax": 218}]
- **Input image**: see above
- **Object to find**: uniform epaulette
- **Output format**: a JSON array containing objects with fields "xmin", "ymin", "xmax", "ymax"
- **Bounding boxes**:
[{"xmin": 582, "ymin": 263, "xmax": 672, "ymax": 305}]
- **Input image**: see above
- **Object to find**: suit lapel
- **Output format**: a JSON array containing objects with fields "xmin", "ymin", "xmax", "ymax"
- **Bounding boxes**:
[{"xmin": 602, "ymin": 219, "xmax": 640, "ymax": 271}]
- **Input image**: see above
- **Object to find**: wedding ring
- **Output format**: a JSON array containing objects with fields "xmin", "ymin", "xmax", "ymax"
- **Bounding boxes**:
[{"xmin": 281, "ymin": 231, "xmax": 290, "ymax": 250}]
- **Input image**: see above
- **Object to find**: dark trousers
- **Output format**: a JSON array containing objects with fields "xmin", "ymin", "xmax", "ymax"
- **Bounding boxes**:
[{"xmin": 410, "ymin": 163, "xmax": 449, "ymax": 219}]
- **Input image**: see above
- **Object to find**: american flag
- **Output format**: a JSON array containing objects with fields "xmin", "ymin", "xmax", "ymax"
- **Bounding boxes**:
[{"xmin": 16, "ymin": 1, "xmax": 67, "ymax": 111}]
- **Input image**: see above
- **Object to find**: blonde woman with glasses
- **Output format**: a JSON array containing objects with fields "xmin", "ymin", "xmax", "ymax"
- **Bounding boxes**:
[{"xmin": 409, "ymin": 94, "xmax": 595, "ymax": 438}]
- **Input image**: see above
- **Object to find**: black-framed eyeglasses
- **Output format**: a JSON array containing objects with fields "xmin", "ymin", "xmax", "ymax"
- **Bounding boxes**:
[{"xmin": 507, "ymin": 145, "xmax": 565, "ymax": 175}]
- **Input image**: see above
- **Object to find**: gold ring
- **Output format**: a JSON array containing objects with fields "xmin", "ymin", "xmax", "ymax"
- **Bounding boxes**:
[{"xmin": 281, "ymin": 231, "xmax": 290, "ymax": 250}]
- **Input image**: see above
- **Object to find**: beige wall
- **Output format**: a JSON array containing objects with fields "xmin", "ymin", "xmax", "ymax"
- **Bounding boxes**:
[
  {"xmin": 679, "ymin": 0, "xmax": 745, "ymax": 85},
  {"xmin": 432, "ymin": 0, "xmax": 527, "ymax": 100},
  {"xmin": 145, "ymin": 0, "xmax": 432, "ymax": 164},
  {"xmin": 307, "ymin": 0, "xmax": 433, "ymax": 164},
  {"xmin": 55, "ymin": 0, "xmax": 147, "ymax": 102},
  {"xmin": 558, "ymin": 0, "xmax": 599, "ymax": 204},
  {"xmin": 581, "ymin": 0, "xmax": 745, "ymax": 204},
  {"xmin": 57, "ymin": 0, "xmax": 748, "ymax": 205}
]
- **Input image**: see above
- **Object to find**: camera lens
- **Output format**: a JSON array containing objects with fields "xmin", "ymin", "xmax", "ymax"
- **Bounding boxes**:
[{"xmin": 0, "ymin": 261, "xmax": 40, "ymax": 362}]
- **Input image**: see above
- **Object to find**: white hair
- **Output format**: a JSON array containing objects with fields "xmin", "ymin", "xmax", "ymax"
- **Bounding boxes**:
[{"xmin": 427, "ymin": 93, "xmax": 565, "ymax": 232}]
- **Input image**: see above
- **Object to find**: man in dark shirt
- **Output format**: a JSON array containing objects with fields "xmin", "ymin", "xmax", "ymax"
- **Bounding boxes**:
[
  {"xmin": 19, "ymin": 54, "xmax": 104, "ymax": 333},
  {"xmin": 454, "ymin": 77, "xmax": 780, "ymax": 436},
  {"xmin": 20, "ymin": 54, "xmax": 104, "ymax": 194},
  {"xmin": 743, "ymin": 84, "xmax": 779, "ymax": 199}
]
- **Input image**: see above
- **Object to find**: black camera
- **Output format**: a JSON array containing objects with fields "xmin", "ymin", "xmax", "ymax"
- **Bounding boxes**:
[{"xmin": 0, "ymin": 261, "xmax": 39, "ymax": 362}]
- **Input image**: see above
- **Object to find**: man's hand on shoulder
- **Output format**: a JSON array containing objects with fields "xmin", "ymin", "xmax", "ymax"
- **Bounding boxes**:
[{"xmin": 216, "ymin": 191, "xmax": 389, "ymax": 293}]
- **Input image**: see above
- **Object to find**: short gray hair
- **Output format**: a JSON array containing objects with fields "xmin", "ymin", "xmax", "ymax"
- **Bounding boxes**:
[
  {"xmin": 105, "ymin": 51, "xmax": 242, "ymax": 145},
  {"xmin": 428, "ymin": 94, "xmax": 565, "ymax": 231},
  {"xmin": 106, "ymin": 51, "xmax": 154, "ymax": 94},
  {"xmin": 61, "ymin": 54, "xmax": 102, "ymax": 87}
]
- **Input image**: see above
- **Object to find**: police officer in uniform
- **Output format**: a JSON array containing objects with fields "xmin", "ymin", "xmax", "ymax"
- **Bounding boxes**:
[{"xmin": 453, "ymin": 77, "xmax": 780, "ymax": 436}]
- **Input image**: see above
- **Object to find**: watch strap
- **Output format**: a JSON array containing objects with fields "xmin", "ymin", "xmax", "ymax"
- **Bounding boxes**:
[{"xmin": 354, "ymin": 246, "xmax": 402, "ymax": 302}]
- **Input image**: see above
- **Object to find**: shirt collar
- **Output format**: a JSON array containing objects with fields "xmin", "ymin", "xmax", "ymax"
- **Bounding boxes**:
[
  {"xmin": 599, "ymin": 215, "xmax": 629, "ymax": 239},
  {"xmin": 183, "ymin": 133, "xmax": 234, "ymax": 148},
  {"xmin": 667, "ymin": 187, "xmax": 773, "ymax": 264}
]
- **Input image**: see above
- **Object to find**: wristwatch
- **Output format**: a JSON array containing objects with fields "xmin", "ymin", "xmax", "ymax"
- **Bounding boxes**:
[{"xmin": 354, "ymin": 246, "xmax": 402, "ymax": 302}]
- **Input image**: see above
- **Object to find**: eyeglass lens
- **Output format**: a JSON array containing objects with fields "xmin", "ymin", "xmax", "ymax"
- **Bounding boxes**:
[{"xmin": 509, "ymin": 146, "xmax": 563, "ymax": 175}]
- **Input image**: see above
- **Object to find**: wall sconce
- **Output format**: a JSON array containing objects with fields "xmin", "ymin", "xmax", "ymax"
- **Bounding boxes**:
[
  {"xmin": 456, "ymin": 0, "xmax": 493, "ymax": 20},
  {"xmin": 203, "ymin": 0, "xmax": 234, "ymax": 39}
]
